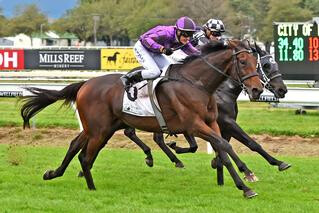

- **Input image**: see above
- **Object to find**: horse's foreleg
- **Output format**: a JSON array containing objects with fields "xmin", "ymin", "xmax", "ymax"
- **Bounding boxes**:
[
  {"xmin": 43, "ymin": 132, "xmax": 87, "ymax": 180},
  {"xmin": 228, "ymin": 120, "xmax": 291, "ymax": 172},
  {"xmin": 195, "ymin": 121, "xmax": 257, "ymax": 198},
  {"xmin": 124, "ymin": 127, "xmax": 153, "ymax": 167},
  {"xmin": 167, "ymin": 133, "xmax": 198, "ymax": 154},
  {"xmin": 211, "ymin": 121, "xmax": 260, "ymax": 182},
  {"xmin": 153, "ymin": 133, "xmax": 184, "ymax": 168}
]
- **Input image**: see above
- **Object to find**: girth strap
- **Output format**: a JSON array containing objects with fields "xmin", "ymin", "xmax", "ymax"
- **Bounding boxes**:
[{"xmin": 147, "ymin": 79, "xmax": 170, "ymax": 134}]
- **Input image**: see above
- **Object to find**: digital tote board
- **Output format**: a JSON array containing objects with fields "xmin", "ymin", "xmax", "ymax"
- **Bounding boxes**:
[{"xmin": 273, "ymin": 21, "xmax": 319, "ymax": 80}]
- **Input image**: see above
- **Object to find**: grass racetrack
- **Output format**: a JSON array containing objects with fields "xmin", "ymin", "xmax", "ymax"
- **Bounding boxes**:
[
  {"xmin": 0, "ymin": 97, "xmax": 319, "ymax": 212},
  {"xmin": 1, "ymin": 145, "xmax": 319, "ymax": 212}
]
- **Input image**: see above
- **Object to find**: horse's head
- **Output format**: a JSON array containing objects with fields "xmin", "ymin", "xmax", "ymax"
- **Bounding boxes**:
[
  {"xmin": 254, "ymin": 43, "xmax": 287, "ymax": 98},
  {"xmin": 226, "ymin": 39, "xmax": 263, "ymax": 100}
]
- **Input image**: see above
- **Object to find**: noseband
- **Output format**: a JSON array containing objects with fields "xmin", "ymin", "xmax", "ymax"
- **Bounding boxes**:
[{"xmin": 200, "ymin": 48, "xmax": 259, "ymax": 88}]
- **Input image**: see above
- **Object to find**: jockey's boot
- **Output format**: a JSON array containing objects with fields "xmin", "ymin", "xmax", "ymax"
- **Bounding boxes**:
[{"xmin": 121, "ymin": 70, "xmax": 143, "ymax": 89}]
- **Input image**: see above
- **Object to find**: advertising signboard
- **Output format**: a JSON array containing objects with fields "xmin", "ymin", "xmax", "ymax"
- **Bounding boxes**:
[
  {"xmin": 0, "ymin": 49, "xmax": 24, "ymax": 70},
  {"xmin": 24, "ymin": 49, "xmax": 100, "ymax": 70},
  {"xmin": 101, "ymin": 48, "xmax": 140, "ymax": 70}
]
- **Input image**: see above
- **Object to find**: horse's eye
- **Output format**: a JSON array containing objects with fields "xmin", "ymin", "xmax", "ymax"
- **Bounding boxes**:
[
  {"xmin": 240, "ymin": 60, "xmax": 246, "ymax": 65},
  {"xmin": 263, "ymin": 63, "xmax": 270, "ymax": 69}
]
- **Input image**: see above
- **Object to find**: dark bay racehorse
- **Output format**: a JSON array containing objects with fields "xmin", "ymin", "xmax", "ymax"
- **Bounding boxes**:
[
  {"xmin": 110, "ymin": 44, "xmax": 291, "ymax": 182},
  {"xmin": 21, "ymin": 40, "xmax": 263, "ymax": 198},
  {"xmin": 210, "ymin": 45, "xmax": 291, "ymax": 181}
]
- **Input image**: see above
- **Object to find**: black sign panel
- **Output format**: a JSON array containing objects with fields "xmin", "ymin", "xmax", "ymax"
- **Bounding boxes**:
[
  {"xmin": 24, "ymin": 49, "xmax": 100, "ymax": 70},
  {"xmin": 273, "ymin": 21, "xmax": 319, "ymax": 80}
]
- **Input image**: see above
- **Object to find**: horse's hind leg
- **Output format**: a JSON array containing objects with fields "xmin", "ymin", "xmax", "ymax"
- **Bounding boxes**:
[
  {"xmin": 79, "ymin": 127, "xmax": 153, "ymax": 179},
  {"xmin": 79, "ymin": 126, "xmax": 117, "ymax": 190},
  {"xmin": 43, "ymin": 132, "xmax": 87, "ymax": 180},
  {"xmin": 167, "ymin": 134, "xmax": 198, "ymax": 154},
  {"xmin": 153, "ymin": 133, "xmax": 184, "ymax": 168},
  {"xmin": 77, "ymin": 129, "xmax": 116, "ymax": 178},
  {"xmin": 124, "ymin": 127, "xmax": 153, "ymax": 167}
]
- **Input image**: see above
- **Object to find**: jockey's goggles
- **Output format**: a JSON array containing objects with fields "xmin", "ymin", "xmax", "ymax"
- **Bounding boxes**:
[
  {"xmin": 211, "ymin": 31, "xmax": 222, "ymax": 37},
  {"xmin": 180, "ymin": 30, "xmax": 195, "ymax": 37}
]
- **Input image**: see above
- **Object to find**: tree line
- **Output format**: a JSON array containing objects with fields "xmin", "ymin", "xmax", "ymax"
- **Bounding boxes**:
[{"xmin": 0, "ymin": 0, "xmax": 318, "ymax": 45}]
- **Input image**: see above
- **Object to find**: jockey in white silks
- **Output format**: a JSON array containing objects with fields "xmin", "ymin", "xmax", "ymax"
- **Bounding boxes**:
[{"xmin": 168, "ymin": 18, "xmax": 227, "ymax": 63}]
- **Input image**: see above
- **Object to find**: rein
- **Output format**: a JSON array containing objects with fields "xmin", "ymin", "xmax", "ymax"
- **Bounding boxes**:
[{"xmin": 199, "ymin": 49, "xmax": 259, "ymax": 89}]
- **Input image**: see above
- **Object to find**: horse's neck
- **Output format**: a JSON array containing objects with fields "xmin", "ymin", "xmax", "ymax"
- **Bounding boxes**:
[
  {"xmin": 216, "ymin": 80, "xmax": 243, "ymax": 101},
  {"xmin": 179, "ymin": 51, "xmax": 233, "ymax": 94}
]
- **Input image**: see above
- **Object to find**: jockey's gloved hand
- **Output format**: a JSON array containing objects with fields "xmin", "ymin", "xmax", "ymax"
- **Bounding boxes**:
[{"xmin": 163, "ymin": 48, "xmax": 174, "ymax": 56}]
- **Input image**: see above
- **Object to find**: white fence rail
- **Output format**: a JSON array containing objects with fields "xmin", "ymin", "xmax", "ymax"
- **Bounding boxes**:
[
  {"xmin": 1, "ymin": 81, "xmax": 319, "ymax": 105},
  {"xmin": 238, "ymin": 87, "xmax": 319, "ymax": 104}
]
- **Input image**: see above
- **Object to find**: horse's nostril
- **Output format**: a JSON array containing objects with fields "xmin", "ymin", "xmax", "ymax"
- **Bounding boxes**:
[
  {"xmin": 277, "ymin": 87, "xmax": 287, "ymax": 98},
  {"xmin": 252, "ymin": 87, "xmax": 263, "ymax": 98},
  {"xmin": 279, "ymin": 88, "xmax": 287, "ymax": 94}
]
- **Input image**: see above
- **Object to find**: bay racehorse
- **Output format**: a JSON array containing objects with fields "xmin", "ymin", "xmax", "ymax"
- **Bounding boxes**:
[
  {"xmin": 21, "ymin": 40, "xmax": 263, "ymax": 198},
  {"xmin": 99, "ymin": 43, "xmax": 291, "ymax": 182}
]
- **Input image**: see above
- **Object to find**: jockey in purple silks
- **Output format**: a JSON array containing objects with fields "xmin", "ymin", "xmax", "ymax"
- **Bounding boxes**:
[{"xmin": 121, "ymin": 16, "xmax": 200, "ymax": 88}]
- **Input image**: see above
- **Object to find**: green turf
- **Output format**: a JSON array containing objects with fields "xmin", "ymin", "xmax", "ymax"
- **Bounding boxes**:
[
  {"xmin": 237, "ymin": 101, "xmax": 319, "ymax": 137},
  {"xmin": 0, "ymin": 144, "xmax": 318, "ymax": 212},
  {"xmin": 1, "ymin": 97, "xmax": 319, "ymax": 137},
  {"xmin": 0, "ymin": 97, "xmax": 78, "ymax": 129}
]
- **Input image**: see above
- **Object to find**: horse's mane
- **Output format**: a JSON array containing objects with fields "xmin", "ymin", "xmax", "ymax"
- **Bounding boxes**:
[{"xmin": 181, "ymin": 40, "xmax": 228, "ymax": 64}]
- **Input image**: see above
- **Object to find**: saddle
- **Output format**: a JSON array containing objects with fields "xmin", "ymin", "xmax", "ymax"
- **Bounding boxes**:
[{"xmin": 122, "ymin": 65, "xmax": 176, "ymax": 133}]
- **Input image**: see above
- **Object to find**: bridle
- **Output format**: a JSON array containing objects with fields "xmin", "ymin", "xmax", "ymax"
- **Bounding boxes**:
[
  {"xmin": 200, "ymin": 47, "xmax": 259, "ymax": 90},
  {"xmin": 256, "ymin": 54, "xmax": 282, "ymax": 92},
  {"xmin": 258, "ymin": 54, "xmax": 282, "ymax": 82}
]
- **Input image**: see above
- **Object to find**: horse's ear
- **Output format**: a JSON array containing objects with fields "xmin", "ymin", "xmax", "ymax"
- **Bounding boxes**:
[
  {"xmin": 243, "ymin": 39, "xmax": 250, "ymax": 49},
  {"xmin": 227, "ymin": 39, "xmax": 235, "ymax": 49},
  {"xmin": 254, "ymin": 42, "xmax": 263, "ymax": 55},
  {"xmin": 245, "ymin": 39, "xmax": 252, "ymax": 50},
  {"xmin": 246, "ymin": 39, "xmax": 250, "ymax": 47}
]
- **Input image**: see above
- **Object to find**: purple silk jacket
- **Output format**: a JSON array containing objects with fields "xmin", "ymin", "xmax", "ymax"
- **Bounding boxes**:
[{"xmin": 139, "ymin": 25, "xmax": 200, "ymax": 55}]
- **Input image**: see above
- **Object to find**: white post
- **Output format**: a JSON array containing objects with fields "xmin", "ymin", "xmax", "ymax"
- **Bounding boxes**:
[
  {"xmin": 207, "ymin": 143, "xmax": 213, "ymax": 154},
  {"xmin": 72, "ymin": 102, "xmax": 83, "ymax": 131}
]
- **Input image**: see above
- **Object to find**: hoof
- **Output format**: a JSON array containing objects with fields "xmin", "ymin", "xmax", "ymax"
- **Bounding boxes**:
[
  {"xmin": 166, "ymin": 141, "xmax": 177, "ymax": 149},
  {"xmin": 88, "ymin": 186, "xmax": 96, "ymax": 190},
  {"xmin": 175, "ymin": 161, "xmax": 184, "ymax": 168},
  {"xmin": 211, "ymin": 158, "xmax": 217, "ymax": 169},
  {"xmin": 244, "ymin": 189, "xmax": 258, "ymax": 199},
  {"xmin": 279, "ymin": 162, "xmax": 291, "ymax": 171},
  {"xmin": 43, "ymin": 170, "xmax": 55, "ymax": 180},
  {"xmin": 145, "ymin": 157, "xmax": 153, "ymax": 167},
  {"xmin": 78, "ymin": 171, "xmax": 84, "ymax": 177},
  {"xmin": 244, "ymin": 173, "xmax": 259, "ymax": 182}
]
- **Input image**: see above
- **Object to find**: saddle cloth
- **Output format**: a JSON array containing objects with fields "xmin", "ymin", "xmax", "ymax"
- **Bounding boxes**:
[{"xmin": 122, "ymin": 68, "xmax": 169, "ymax": 117}]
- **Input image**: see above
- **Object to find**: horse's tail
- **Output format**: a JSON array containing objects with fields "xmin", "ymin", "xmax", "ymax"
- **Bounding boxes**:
[{"xmin": 20, "ymin": 81, "xmax": 86, "ymax": 129}]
